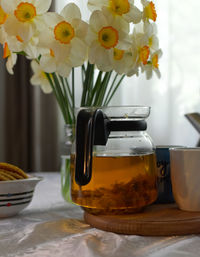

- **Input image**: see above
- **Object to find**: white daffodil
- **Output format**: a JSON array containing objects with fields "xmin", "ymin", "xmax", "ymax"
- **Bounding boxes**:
[
  {"xmin": 37, "ymin": 3, "xmax": 88, "ymax": 77},
  {"xmin": 88, "ymin": 0, "xmax": 142, "ymax": 24},
  {"xmin": 126, "ymin": 31, "xmax": 151, "ymax": 76},
  {"xmin": 141, "ymin": 0, "xmax": 157, "ymax": 22},
  {"xmin": 141, "ymin": 49, "xmax": 162, "ymax": 79},
  {"xmin": 108, "ymin": 48, "xmax": 133, "ymax": 75},
  {"xmin": 38, "ymin": 49, "xmax": 73, "ymax": 78},
  {"xmin": 2, "ymin": 41, "xmax": 17, "ymax": 74},
  {"xmin": 0, "ymin": 24, "xmax": 43, "ymax": 59},
  {"xmin": 143, "ymin": 21, "xmax": 159, "ymax": 51},
  {"xmin": 30, "ymin": 60, "xmax": 52, "ymax": 93},
  {"xmin": 87, "ymin": 9, "xmax": 131, "ymax": 72},
  {"xmin": 134, "ymin": 21, "xmax": 159, "ymax": 51},
  {"xmin": 1, "ymin": 0, "xmax": 52, "ymax": 42}
]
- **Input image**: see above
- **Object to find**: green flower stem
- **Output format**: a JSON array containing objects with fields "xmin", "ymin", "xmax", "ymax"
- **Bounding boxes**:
[
  {"xmin": 93, "ymin": 71, "xmax": 112, "ymax": 106},
  {"xmin": 45, "ymin": 73, "xmax": 69, "ymax": 124},
  {"xmin": 105, "ymin": 74, "xmax": 125, "ymax": 105},
  {"xmin": 52, "ymin": 73, "xmax": 72, "ymax": 123},
  {"xmin": 103, "ymin": 73, "xmax": 118, "ymax": 105},
  {"xmin": 87, "ymin": 70, "xmax": 103, "ymax": 106},
  {"xmin": 59, "ymin": 76, "xmax": 72, "ymax": 106},
  {"xmin": 85, "ymin": 65, "xmax": 94, "ymax": 104},
  {"xmin": 45, "ymin": 63, "xmax": 125, "ymax": 124},
  {"xmin": 59, "ymin": 75, "xmax": 74, "ymax": 121},
  {"xmin": 64, "ymin": 77, "xmax": 73, "ymax": 100},
  {"xmin": 81, "ymin": 62, "xmax": 94, "ymax": 106},
  {"xmin": 72, "ymin": 68, "xmax": 75, "ymax": 109}
]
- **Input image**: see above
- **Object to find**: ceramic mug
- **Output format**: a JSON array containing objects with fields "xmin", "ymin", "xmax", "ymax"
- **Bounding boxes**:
[
  {"xmin": 170, "ymin": 147, "xmax": 200, "ymax": 211},
  {"xmin": 155, "ymin": 145, "xmax": 184, "ymax": 204}
]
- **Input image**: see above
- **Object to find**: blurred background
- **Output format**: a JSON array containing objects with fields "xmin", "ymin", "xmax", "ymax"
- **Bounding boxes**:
[{"xmin": 0, "ymin": 0, "xmax": 200, "ymax": 172}]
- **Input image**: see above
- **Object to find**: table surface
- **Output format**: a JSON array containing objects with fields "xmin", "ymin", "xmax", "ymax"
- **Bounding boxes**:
[{"xmin": 1, "ymin": 172, "xmax": 200, "ymax": 257}]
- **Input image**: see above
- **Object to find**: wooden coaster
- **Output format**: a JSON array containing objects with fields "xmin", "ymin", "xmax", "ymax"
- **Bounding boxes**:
[{"xmin": 84, "ymin": 204, "xmax": 200, "ymax": 236}]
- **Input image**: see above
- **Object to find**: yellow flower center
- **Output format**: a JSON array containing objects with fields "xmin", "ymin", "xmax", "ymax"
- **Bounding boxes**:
[
  {"xmin": 50, "ymin": 48, "xmax": 55, "ymax": 57},
  {"xmin": 139, "ymin": 46, "xmax": 150, "ymax": 65},
  {"xmin": 145, "ymin": 1, "xmax": 157, "ymax": 22},
  {"xmin": 3, "ymin": 42, "xmax": 10, "ymax": 59},
  {"xmin": 16, "ymin": 35, "xmax": 24, "ymax": 42},
  {"xmin": 109, "ymin": 0, "xmax": 130, "ymax": 16},
  {"xmin": 152, "ymin": 54, "xmax": 159, "ymax": 68},
  {"xmin": 113, "ymin": 48, "xmax": 124, "ymax": 60},
  {"xmin": 54, "ymin": 21, "xmax": 75, "ymax": 44},
  {"xmin": 0, "ymin": 5, "xmax": 8, "ymax": 25},
  {"xmin": 14, "ymin": 2, "xmax": 36, "ymax": 22},
  {"xmin": 98, "ymin": 26, "xmax": 118, "ymax": 49}
]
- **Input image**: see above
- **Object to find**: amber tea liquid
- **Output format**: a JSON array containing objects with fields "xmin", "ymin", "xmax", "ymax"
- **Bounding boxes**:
[{"xmin": 71, "ymin": 153, "xmax": 157, "ymax": 215}]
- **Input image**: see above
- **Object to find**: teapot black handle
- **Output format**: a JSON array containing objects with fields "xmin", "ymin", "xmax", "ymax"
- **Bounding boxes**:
[{"xmin": 75, "ymin": 109, "xmax": 108, "ymax": 186}]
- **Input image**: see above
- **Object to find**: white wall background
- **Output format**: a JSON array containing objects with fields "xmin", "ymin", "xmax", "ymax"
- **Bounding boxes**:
[{"xmin": 56, "ymin": 0, "xmax": 200, "ymax": 147}]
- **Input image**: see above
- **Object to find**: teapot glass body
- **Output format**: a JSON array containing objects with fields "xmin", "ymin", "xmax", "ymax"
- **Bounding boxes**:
[{"xmin": 70, "ymin": 106, "xmax": 157, "ymax": 215}]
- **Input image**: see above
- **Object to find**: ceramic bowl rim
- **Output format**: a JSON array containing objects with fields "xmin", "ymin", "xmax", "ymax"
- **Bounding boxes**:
[{"xmin": 0, "ymin": 175, "xmax": 43, "ymax": 184}]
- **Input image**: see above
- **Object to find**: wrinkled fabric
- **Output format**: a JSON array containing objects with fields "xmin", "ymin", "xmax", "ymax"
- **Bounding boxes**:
[{"xmin": 1, "ymin": 172, "xmax": 200, "ymax": 257}]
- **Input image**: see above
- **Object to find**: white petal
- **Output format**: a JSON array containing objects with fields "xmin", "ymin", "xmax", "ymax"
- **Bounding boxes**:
[
  {"xmin": 41, "ymin": 81, "xmax": 52, "ymax": 94},
  {"xmin": 0, "ymin": 28, "xmax": 7, "ymax": 44},
  {"xmin": 111, "ymin": 51, "xmax": 133, "ymax": 75},
  {"xmin": 93, "ymin": 46, "xmax": 112, "ymax": 72},
  {"xmin": 151, "ymin": 35, "xmax": 159, "ymax": 50},
  {"xmin": 125, "ymin": 6, "xmax": 142, "ymax": 24},
  {"xmin": 31, "ymin": 72, "xmax": 52, "ymax": 94},
  {"xmin": 17, "ymin": 23, "xmax": 35, "ymax": 42},
  {"xmin": 42, "ymin": 12, "xmax": 63, "ymax": 28},
  {"xmin": 24, "ymin": 43, "xmax": 39, "ymax": 59},
  {"xmin": 69, "ymin": 38, "xmax": 87, "ymax": 66},
  {"xmin": 85, "ymin": 27, "xmax": 96, "ymax": 46},
  {"xmin": 141, "ymin": 0, "xmax": 148, "ymax": 7},
  {"xmin": 31, "ymin": 60, "xmax": 40, "ymax": 73},
  {"xmin": 87, "ymin": 0, "xmax": 106, "ymax": 12},
  {"xmin": 3, "ymin": 16, "xmax": 20, "ymax": 37},
  {"xmin": 57, "ymin": 63, "xmax": 72, "ymax": 78},
  {"xmin": 30, "ymin": 74, "xmax": 41, "ymax": 86},
  {"xmin": 126, "ymin": 66, "xmax": 139, "ymax": 77},
  {"xmin": 89, "ymin": 10, "xmax": 107, "ymax": 31},
  {"xmin": 60, "ymin": 3, "xmax": 81, "ymax": 22},
  {"xmin": 1, "ymin": 0, "xmax": 16, "ymax": 14},
  {"xmin": 144, "ymin": 21, "xmax": 153, "ymax": 35},
  {"xmin": 73, "ymin": 19, "xmax": 88, "ymax": 39},
  {"xmin": 117, "ymin": 30, "xmax": 131, "ymax": 49},
  {"xmin": 38, "ymin": 26, "xmax": 53, "ymax": 47},
  {"xmin": 6, "ymin": 53, "xmax": 17, "ymax": 74},
  {"xmin": 40, "ymin": 55, "xmax": 57, "ymax": 73},
  {"xmin": 154, "ymin": 68, "xmax": 161, "ymax": 79},
  {"xmin": 52, "ymin": 42, "xmax": 71, "ymax": 63},
  {"xmin": 34, "ymin": 0, "xmax": 52, "ymax": 14},
  {"xmin": 144, "ymin": 64, "xmax": 153, "ymax": 80},
  {"xmin": 34, "ymin": 16, "xmax": 48, "ymax": 32},
  {"xmin": 88, "ymin": 41, "xmax": 99, "ymax": 64}
]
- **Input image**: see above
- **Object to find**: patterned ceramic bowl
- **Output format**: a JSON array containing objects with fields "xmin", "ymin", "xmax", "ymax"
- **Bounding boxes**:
[{"xmin": 0, "ymin": 176, "xmax": 42, "ymax": 218}]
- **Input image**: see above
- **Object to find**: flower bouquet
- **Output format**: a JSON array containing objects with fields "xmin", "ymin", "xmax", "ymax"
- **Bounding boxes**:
[
  {"xmin": 0, "ymin": 0, "xmax": 161, "ymax": 124},
  {"xmin": 0, "ymin": 0, "xmax": 162, "ymax": 201}
]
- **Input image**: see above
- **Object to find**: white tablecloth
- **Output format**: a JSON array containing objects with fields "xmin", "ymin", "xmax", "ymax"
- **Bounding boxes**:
[{"xmin": 1, "ymin": 172, "xmax": 200, "ymax": 257}]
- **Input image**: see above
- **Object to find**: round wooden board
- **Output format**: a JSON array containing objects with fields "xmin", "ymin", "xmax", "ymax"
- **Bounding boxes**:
[{"xmin": 84, "ymin": 204, "xmax": 200, "ymax": 236}]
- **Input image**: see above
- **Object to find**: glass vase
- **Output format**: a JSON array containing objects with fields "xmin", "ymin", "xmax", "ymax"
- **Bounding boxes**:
[{"xmin": 60, "ymin": 124, "xmax": 75, "ymax": 203}]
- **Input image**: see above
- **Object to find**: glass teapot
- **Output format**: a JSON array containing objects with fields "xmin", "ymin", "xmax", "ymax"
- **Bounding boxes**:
[{"xmin": 70, "ymin": 106, "xmax": 157, "ymax": 215}]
